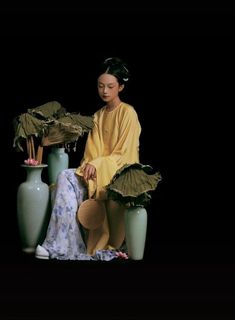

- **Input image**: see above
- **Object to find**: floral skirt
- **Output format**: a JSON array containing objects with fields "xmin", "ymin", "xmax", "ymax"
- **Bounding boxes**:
[{"xmin": 42, "ymin": 169, "xmax": 120, "ymax": 261}]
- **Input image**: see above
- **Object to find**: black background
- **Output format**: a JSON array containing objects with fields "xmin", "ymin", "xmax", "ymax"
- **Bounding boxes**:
[{"xmin": 0, "ymin": 5, "xmax": 234, "ymax": 319}]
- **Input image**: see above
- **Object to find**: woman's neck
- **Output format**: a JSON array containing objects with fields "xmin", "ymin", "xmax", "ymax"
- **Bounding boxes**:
[{"xmin": 106, "ymin": 99, "xmax": 122, "ymax": 112}]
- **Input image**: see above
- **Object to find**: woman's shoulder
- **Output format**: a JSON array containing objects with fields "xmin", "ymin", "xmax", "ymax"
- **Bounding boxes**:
[
  {"xmin": 121, "ymin": 102, "xmax": 134, "ymax": 110},
  {"xmin": 120, "ymin": 102, "xmax": 138, "ymax": 118}
]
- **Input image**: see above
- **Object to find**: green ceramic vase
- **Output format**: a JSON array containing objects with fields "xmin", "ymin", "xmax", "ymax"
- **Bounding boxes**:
[
  {"xmin": 17, "ymin": 164, "xmax": 50, "ymax": 253},
  {"xmin": 48, "ymin": 147, "xmax": 69, "ymax": 185},
  {"xmin": 125, "ymin": 206, "xmax": 147, "ymax": 260}
]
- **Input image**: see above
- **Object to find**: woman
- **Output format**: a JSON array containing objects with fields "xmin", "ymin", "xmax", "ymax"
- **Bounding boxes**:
[{"xmin": 35, "ymin": 57, "xmax": 141, "ymax": 260}]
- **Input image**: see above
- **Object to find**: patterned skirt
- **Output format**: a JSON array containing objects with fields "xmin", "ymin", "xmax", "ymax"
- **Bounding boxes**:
[{"xmin": 42, "ymin": 169, "xmax": 120, "ymax": 261}]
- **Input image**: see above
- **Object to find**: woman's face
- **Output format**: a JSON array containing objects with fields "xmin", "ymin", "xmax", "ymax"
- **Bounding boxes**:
[{"xmin": 97, "ymin": 73, "xmax": 124, "ymax": 103}]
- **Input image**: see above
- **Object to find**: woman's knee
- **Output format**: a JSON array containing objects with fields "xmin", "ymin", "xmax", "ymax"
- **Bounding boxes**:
[{"xmin": 57, "ymin": 168, "xmax": 75, "ymax": 181}]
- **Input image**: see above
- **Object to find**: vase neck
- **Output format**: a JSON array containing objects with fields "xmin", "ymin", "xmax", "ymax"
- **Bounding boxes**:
[
  {"xmin": 24, "ymin": 166, "xmax": 44, "ymax": 183},
  {"xmin": 51, "ymin": 147, "xmax": 65, "ymax": 153}
]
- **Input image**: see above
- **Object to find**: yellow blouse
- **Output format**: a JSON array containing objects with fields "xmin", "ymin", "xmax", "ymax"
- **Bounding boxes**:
[{"xmin": 76, "ymin": 102, "xmax": 141, "ymax": 199}]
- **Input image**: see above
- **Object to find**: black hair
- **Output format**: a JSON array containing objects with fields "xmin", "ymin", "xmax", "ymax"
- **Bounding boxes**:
[{"xmin": 98, "ymin": 57, "xmax": 130, "ymax": 85}]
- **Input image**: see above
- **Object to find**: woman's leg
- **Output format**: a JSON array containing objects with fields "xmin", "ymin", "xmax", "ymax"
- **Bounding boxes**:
[
  {"xmin": 105, "ymin": 200, "xmax": 126, "ymax": 249},
  {"xmin": 42, "ymin": 169, "xmax": 88, "ymax": 260},
  {"xmin": 86, "ymin": 199, "xmax": 126, "ymax": 254},
  {"xmin": 86, "ymin": 213, "xmax": 109, "ymax": 255}
]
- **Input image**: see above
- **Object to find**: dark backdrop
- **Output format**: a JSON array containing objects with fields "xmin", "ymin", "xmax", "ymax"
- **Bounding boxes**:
[
  {"xmin": 1, "ymin": 35, "xmax": 233, "ymax": 260},
  {"xmin": 0, "ymin": 9, "xmax": 234, "ymax": 319}
]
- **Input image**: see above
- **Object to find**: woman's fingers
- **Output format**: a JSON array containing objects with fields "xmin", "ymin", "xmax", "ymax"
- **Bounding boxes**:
[{"xmin": 84, "ymin": 164, "xmax": 96, "ymax": 182}]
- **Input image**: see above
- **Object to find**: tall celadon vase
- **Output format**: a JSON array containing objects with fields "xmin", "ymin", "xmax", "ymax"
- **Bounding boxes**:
[
  {"xmin": 48, "ymin": 147, "xmax": 69, "ymax": 185},
  {"xmin": 125, "ymin": 206, "xmax": 147, "ymax": 260},
  {"xmin": 17, "ymin": 164, "xmax": 50, "ymax": 253}
]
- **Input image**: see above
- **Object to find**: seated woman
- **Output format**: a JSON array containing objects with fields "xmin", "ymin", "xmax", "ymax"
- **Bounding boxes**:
[{"xmin": 35, "ymin": 57, "xmax": 141, "ymax": 260}]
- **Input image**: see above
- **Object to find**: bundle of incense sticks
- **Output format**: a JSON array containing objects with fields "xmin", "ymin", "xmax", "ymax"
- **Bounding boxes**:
[{"xmin": 26, "ymin": 136, "xmax": 43, "ymax": 164}]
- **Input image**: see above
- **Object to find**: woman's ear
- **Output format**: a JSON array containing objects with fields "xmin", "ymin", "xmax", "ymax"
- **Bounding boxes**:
[{"xmin": 119, "ymin": 84, "xmax": 125, "ymax": 92}]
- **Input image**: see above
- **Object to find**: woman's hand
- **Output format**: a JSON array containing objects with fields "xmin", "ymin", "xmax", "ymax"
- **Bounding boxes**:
[{"xmin": 83, "ymin": 163, "xmax": 96, "ymax": 183}]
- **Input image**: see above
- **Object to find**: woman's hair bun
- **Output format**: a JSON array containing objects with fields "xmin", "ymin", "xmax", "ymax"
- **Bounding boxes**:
[{"xmin": 99, "ymin": 57, "xmax": 130, "ymax": 84}]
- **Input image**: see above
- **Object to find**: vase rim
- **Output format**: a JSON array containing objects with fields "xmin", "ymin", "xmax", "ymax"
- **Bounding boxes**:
[
  {"xmin": 21, "ymin": 164, "xmax": 48, "ymax": 168},
  {"xmin": 52, "ymin": 146, "xmax": 65, "ymax": 149},
  {"xmin": 51, "ymin": 148, "xmax": 66, "ymax": 152}
]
